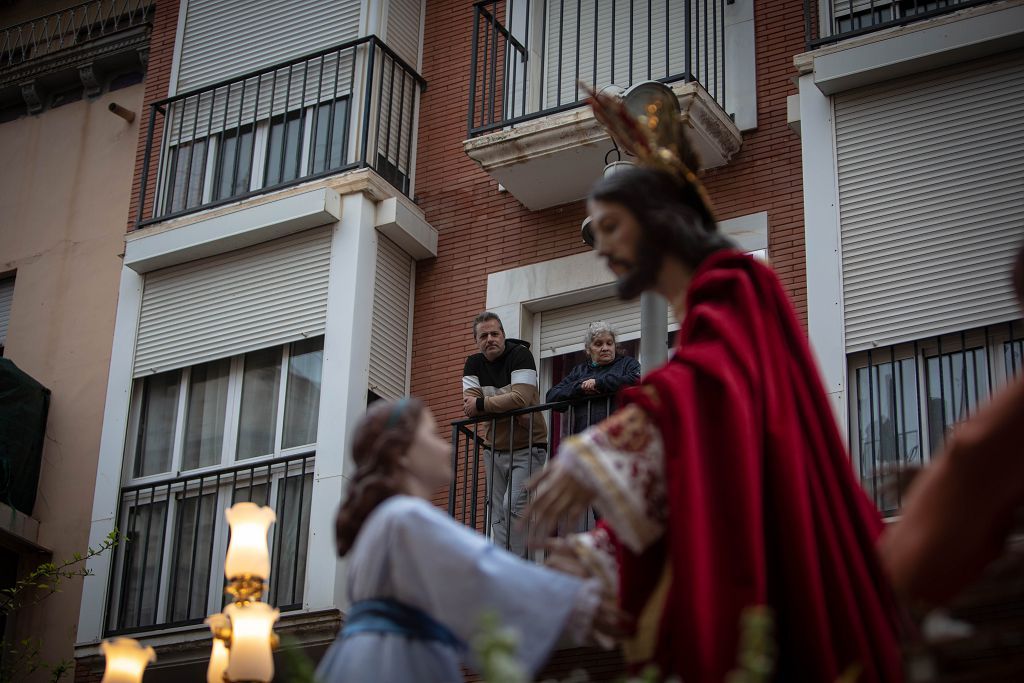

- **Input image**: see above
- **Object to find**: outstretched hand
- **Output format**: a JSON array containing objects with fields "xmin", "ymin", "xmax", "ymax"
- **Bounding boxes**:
[{"xmin": 523, "ymin": 460, "xmax": 597, "ymax": 544}]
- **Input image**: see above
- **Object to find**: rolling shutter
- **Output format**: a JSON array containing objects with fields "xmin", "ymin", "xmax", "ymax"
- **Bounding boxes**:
[
  {"xmin": 368, "ymin": 235, "xmax": 414, "ymax": 399},
  {"xmin": 543, "ymin": 1, "xmax": 725, "ymax": 109},
  {"xmin": 133, "ymin": 227, "xmax": 332, "ymax": 376},
  {"xmin": 836, "ymin": 51, "xmax": 1024, "ymax": 352},
  {"xmin": 538, "ymin": 296, "xmax": 675, "ymax": 359},
  {"xmin": 385, "ymin": 0, "xmax": 423, "ymax": 69},
  {"xmin": 0, "ymin": 277, "xmax": 13, "ymax": 348},
  {"xmin": 175, "ymin": 0, "xmax": 362, "ymax": 93}
]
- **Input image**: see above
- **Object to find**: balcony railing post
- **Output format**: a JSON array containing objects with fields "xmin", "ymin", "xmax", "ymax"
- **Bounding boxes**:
[
  {"xmin": 684, "ymin": 0, "xmax": 692, "ymax": 81},
  {"xmin": 359, "ymin": 41, "xmax": 377, "ymax": 169},
  {"xmin": 448, "ymin": 424, "xmax": 459, "ymax": 516},
  {"xmin": 468, "ymin": 6, "xmax": 482, "ymax": 136},
  {"xmin": 135, "ymin": 101, "xmax": 158, "ymax": 228}
]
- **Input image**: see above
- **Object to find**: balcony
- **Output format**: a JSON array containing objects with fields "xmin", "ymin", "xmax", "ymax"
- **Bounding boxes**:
[
  {"xmin": 463, "ymin": 0, "xmax": 747, "ymax": 211},
  {"xmin": 803, "ymin": 0, "xmax": 1003, "ymax": 49},
  {"xmin": 105, "ymin": 453, "xmax": 315, "ymax": 636},
  {"xmin": 448, "ymin": 397, "xmax": 613, "ymax": 549},
  {"xmin": 135, "ymin": 35, "xmax": 424, "ymax": 228},
  {"xmin": 0, "ymin": 0, "xmax": 153, "ymax": 115}
]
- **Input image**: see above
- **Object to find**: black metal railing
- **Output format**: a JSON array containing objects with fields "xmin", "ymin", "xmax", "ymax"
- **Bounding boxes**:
[
  {"xmin": 448, "ymin": 396, "xmax": 615, "ymax": 557},
  {"xmin": 136, "ymin": 35, "xmax": 425, "ymax": 228},
  {"xmin": 804, "ymin": 0, "xmax": 1001, "ymax": 50},
  {"xmin": 105, "ymin": 452, "xmax": 315, "ymax": 636},
  {"xmin": 0, "ymin": 0, "xmax": 153, "ymax": 70},
  {"xmin": 849, "ymin": 320, "xmax": 1022, "ymax": 517},
  {"xmin": 468, "ymin": 0, "xmax": 726, "ymax": 137}
]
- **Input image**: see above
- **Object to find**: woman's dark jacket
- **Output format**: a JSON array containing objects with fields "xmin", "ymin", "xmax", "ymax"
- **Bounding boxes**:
[{"xmin": 546, "ymin": 354, "xmax": 641, "ymax": 434}]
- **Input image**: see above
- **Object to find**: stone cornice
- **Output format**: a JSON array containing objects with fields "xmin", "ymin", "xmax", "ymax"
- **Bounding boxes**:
[{"xmin": 0, "ymin": 24, "xmax": 150, "ymax": 89}]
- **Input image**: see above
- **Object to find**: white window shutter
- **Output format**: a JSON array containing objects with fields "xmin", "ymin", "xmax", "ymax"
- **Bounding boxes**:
[
  {"xmin": 543, "ymin": 0, "xmax": 724, "ymax": 108},
  {"xmin": 538, "ymin": 295, "xmax": 675, "ymax": 359},
  {"xmin": 835, "ymin": 52, "xmax": 1024, "ymax": 352},
  {"xmin": 0, "ymin": 277, "xmax": 13, "ymax": 348},
  {"xmin": 384, "ymin": 0, "xmax": 423, "ymax": 69},
  {"xmin": 175, "ymin": 0, "xmax": 363, "ymax": 93},
  {"xmin": 133, "ymin": 227, "xmax": 332, "ymax": 377},
  {"xmin": 368, "ymin": 235, "xmax": 414, "ymax": 399}
]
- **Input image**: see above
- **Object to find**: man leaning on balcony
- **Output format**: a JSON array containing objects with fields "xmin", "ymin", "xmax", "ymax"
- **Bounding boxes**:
[{"xmin": 462, "ymin": 311, "xmax": 548, "ymax": 557}]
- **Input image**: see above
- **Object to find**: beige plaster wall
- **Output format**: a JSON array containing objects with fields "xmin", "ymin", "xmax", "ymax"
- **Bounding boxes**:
[{"xmin": 0, "ymin": 83, "xmax": 142, "ymax": 678}]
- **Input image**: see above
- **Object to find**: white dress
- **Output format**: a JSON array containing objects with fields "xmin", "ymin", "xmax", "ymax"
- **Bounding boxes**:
[{"xmin": 315, "ymin": 495, "xmax": 599, "ymax": 683}]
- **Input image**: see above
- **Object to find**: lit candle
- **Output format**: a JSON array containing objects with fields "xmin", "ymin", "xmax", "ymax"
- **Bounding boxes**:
[
  {"xmin": 100, "ymin": 638, "xmax": 155, "ymax": 683},
  {"xmin": 224, "ymin": 502, "xmax": 276, "ymax": 580},
  {"xmin": 224, "ymin": 601, "xmax": 279, "ymax": 683},
  {"xmin": 205, "ymin": 613, "xmax": 230, "ymax": 683}
]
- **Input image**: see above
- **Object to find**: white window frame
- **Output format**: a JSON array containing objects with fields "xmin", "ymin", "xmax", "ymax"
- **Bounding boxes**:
[
  {"xmin": 108, "ymin": 338, "xmax": 322, "ymax": 634},
  {"xmin": 155, "ymin": 96, "xmax": 354, "ymax": 217}
]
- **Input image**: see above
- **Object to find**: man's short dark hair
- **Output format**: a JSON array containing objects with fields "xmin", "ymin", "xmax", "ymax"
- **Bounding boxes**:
[{"xmin": 473, "ymin": 311, "xmax": 504, "ymax": 339}]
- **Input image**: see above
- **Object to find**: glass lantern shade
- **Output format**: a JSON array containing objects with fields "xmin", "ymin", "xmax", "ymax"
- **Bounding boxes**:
[
  {"xmin": 224, "ymin": 502, "xmax": 276, "ymax": 580},
  {"xmin": 100, "ymin": 638, "xmax": 156, "ymax": 683},
  {"xmin": 224, "ymin": 601, "xmax": 279, "ymax": 682}
]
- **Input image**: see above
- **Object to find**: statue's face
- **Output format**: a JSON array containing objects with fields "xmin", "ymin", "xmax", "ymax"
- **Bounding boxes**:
[
  {"xmin": 588, "ymin": 198, "xmax": 641, "ymax": 276},
  {"xmin": 587, "ymin": 198, "xmax": 662, "ymax": 300}
]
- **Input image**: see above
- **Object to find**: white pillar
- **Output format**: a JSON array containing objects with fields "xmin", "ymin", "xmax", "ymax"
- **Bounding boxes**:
[
  {"xmin": 799, "ymin": 73, "xmax": 848, "ymax": 432},
  {"xmin": 77, "ymin": 265, "xmax": 144, "ymax": 645},
  {"xmin": 303, "ymin": 191, "xmax": 380, "ymax": 611}
]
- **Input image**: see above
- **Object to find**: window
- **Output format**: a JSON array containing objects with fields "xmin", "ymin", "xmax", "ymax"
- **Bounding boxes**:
[
  {"xmin": 832, "ymin": 0, "xmax": 969, "ymax": 35},
  {"xmin": 848, "ymin": 322, "xmax": 1022, "ymax": 516},
  {"xmin": 160, "ymin": 96, "xmax": 351, "ymax": 216},
  {"xmin": 263, "ymin": 110, "xmax": 304, "ymax": 187},
  {"xmin": 108, "ymin": 337, "xmax": 323, "ymax": 634},
  {"xmin": 163, "ymin": 139, "xmax": 209, "ymax": 214},
  {"xmin": 212, "ymin": 124, "xmax": 255, "ymax": 201}
]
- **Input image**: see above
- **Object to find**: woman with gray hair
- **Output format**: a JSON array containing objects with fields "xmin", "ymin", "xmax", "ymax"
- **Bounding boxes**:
[{"xmin": 545, "ymin": 321, "xmax": 641, "ymax": 434}]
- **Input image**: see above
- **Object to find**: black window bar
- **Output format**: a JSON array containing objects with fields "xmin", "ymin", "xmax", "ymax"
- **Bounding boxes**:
[
  {"xmin": 467, "ymin": 0, "xmax": 727, "ymax": 138},
  {"xmin": 104, "ymin": 452, "xmax": 315, "ymax": 636},
  {"xmin": 448, "ymin": 395, "xmax": 615, "ymax": 559},
  {"xmin": 849, "ymin": 320, "xmax": 1022, "ymax": 517},
  {"xmin": 135, "ymin": 35, "xmax": 425, "ymax": 229},
  {"xmin": 804, "ymin": 0, "xmax": 1002, "ymax": 51}
]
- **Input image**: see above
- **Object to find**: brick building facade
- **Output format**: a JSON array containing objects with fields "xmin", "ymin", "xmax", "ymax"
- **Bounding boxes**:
[{"xmin": 411, "ymin": 0, "xmax": 807, "ymax": 441}]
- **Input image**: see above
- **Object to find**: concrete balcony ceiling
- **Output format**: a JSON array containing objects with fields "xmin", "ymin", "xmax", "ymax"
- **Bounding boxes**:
[{"xmin": 463, "ymin": 81, "xmax": 742, "ymax": 211}]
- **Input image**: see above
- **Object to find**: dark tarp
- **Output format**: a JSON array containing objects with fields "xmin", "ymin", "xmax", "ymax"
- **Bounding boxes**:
[{"xmin": 0, "ymin": 359, "xmax": 50, "ymax": 516}]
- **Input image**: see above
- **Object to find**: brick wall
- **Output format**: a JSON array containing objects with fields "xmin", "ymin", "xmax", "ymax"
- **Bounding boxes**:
[
  {"xmin": 412, "ymin": 2, "xmax": 807, "ymax": 669},
  {"xmin": 124, "ymin": 0, "xmax": 181, "ymax": 231},
  {"xmin": 411, "ymin": 0, "xmax": 807, "ymax": 450}
]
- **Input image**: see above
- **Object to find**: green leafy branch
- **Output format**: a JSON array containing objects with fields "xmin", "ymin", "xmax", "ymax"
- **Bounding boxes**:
[{"xmin": 0, "ymin": 529, "xmax": 121, "ymax": 617}]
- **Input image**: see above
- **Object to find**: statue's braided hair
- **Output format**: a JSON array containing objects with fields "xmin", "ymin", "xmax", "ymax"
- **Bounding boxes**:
[{"xmin": 334, "ymin": 397, "xmax": 424, "ymax": 556}]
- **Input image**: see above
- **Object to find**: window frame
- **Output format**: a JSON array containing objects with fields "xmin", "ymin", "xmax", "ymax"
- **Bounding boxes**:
[
  {"xmin": 108, "ymin": 338, "xmax": 323, "ymax": 635},
  {"xmin": 846, "ymin": 321, "xmax": 1022, "ymax": 516},
  {"xmin": 156, "ymin": 95, "xmax": 352, "ymax": 217}
]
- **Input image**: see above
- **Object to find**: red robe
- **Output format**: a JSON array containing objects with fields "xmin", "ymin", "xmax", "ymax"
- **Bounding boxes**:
[{"xmin": 613, "ymin": 251, "xmax": 904, "ymax": 682}]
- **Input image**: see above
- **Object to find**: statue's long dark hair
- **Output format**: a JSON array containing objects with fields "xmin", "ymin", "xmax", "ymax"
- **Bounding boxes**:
[
  {"xmin": 589, "ymin": 166, "xmax": 733, "ymax": 273},
  {"xmin": 334, "ymin": 398, "xmax": 424, "ymax": 557}
]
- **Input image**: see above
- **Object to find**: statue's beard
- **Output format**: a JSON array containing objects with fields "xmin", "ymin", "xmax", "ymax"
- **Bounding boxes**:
[{"xmin": 615, "ymin": 235, "xmax": 664, "ymax": 301}]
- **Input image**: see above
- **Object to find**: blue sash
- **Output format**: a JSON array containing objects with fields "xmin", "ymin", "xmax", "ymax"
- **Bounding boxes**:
[{"xmin": 342, "ymin": 599, "xmax": 464, "ymax": 651}]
